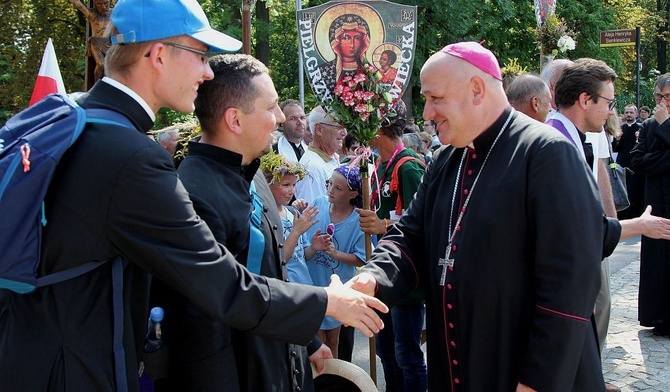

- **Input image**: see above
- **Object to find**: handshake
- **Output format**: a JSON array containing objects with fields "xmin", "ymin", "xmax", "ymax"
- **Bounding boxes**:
[{"xmin": 323, "ymin": 273, "xmax": 384, "ymax": 337}]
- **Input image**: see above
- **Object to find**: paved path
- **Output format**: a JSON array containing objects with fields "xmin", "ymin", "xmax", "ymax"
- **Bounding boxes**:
[
  {"xmin": 351, "ymin": 235, "xmax": 670, "ymax": 391},
  {"xmin": 602, "ymin": 236, "xmax": 670, "ymax": 391}
]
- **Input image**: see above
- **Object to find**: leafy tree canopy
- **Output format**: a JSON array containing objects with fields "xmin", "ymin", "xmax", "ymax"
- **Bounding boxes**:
[{"xmin": 1, "ymin": 0, "xmax": 667, "ymax": 125}]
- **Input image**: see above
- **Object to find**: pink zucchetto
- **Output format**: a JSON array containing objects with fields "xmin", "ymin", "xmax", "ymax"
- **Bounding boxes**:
[{"xmin": 440, "ymin": 41, "xmax": 502, "ymax": 81}]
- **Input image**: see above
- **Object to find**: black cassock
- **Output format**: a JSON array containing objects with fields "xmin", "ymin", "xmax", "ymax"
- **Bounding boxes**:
[
  {"xmin": 631, "ymin": 117, "xmax": 670, "ymax": 329},
  {"xmin": 364, "ymin": 109, "xmax": 608, "ymax": 391}
]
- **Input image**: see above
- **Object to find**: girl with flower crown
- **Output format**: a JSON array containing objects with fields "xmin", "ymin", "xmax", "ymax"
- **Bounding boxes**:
[{"xmin": 260, "ymin": 152, "xmax": 332, "ymax": 285}]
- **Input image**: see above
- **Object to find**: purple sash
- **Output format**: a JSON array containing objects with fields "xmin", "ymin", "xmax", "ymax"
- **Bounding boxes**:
[{"xmin": 546, "ymin": 118, "xmax": 576, "ymax": 146}]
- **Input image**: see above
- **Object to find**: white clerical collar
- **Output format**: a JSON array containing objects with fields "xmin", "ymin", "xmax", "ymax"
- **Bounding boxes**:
[{"xmin": 101, "ymin": 77, "xmax": 156, "ymax": 122}]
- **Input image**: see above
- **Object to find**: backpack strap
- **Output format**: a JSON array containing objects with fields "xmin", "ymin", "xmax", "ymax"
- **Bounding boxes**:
[
  {"xmin": 35, "ymin": 260, "xmax": 109, "ymax": 287},
  {"xmin": 389, "ymin": 156, "xmax": 426, "ymax": 216},
  {"xmin": 86, "ymin": 108, "xmax": 136, "ymax": 130},
  {"xmin": 110, "ymin": 257, "xmax": 128, "ymax": 392},
  {"xmin": 36, "ymin": 257, "xmax": 129, "ymax": 391}
]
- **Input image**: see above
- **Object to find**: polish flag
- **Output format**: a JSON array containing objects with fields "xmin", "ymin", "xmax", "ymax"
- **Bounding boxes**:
[{"xmin": 29, "ymin": 38, "xmax": 66, "ymax": 106}]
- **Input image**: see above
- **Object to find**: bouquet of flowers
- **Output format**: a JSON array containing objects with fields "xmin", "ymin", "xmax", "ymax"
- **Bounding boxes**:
[
  {"xmin": 535, "ymin": 13, "xmax": 576, "ymax": 57},
  {"xmin": 328, "ymin": 61, "xmax": 396, "ymax": 146}
]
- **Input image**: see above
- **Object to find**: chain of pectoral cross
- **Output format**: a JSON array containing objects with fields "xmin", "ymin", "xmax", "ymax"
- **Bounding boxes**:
[{"xmin": 438, "ymin": 110, "xmax": 515, "ymax": 286}]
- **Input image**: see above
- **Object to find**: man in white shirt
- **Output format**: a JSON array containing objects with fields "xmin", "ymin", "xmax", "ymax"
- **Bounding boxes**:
[
  {"xmin": 296, "ymin": 106, "xmax": 347, "ymax": 203},
  {"xmin": 273, "ymin": 99, "xmax": 308, "ymax": 163}
]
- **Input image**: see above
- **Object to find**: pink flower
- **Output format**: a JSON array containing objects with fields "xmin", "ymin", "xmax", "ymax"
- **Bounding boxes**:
[
  {"xmin": 353, "ymin": 73, "xmax": 367, "ymax": 84},
  {"xmin": 354, "ymin": 90, "xmax": 365, "ymax": 100},
  {"xmin": 354, "ymin": 103, "xmax": 368, "ymax": 113},
  {"xmin": 334, "ymin": 84, "xmax": 344, "ymax": 95},
  {"xmin": 363, "ymin": 91, "xmax": 375, "ymax": 101},
  {"xmin": 360, "ymin": 112, "xmax": 371, "ymax": 122}
]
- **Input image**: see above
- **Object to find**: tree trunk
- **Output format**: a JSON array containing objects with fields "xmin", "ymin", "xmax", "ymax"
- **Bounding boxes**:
[
  {"xmin": 657, "ymin": 0, "xmax": 667, "ymax": 74},
  {"xmin": 254, "ymin": 0, "xmax": 270, "ymax": 65}
]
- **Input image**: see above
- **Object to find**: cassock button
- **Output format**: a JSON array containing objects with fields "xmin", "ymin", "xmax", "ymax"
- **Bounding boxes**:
[
  {"xmin": 450, "ymin": 341, "xmax": 456, "ymax": 347},
  {"xmin": 454, "ymin": 378, "xmax": 460, "ymax": 384},
  {"xmin": 467, "ymin": 169, "xmax": 474, "ymax": 176},
  {"xmin": 278, "ymin": 243, "xmax": 284, "ymax": 248},
  {"xmin": 291, "ymin": 350, "xmax": 297, "ymax": 356},
  {"xmin": 285, "ymin": 278, "xmax": 290, "ymax": 282},
  {"xmin": 452, "ymin": 245, "xmax": 457, "ymax": 252},
  {"xmin": 453, "ymin": 360, "xmax": 458, "ymax": 365},
  {"xmin": 263, "ymin": 207, "xmax": 269, "ymax": 213},
  {"xmin": 463, "ymin": 189, "xmax": 469, "ymax": 195},
  {"xmin": 449, "ymin": 323, "xmax": 454, "ymax": 328},
  {"xmin": 282, "ymin": 261, "xmax": 287, "ymax": 266},
  {"xmin": 471, "ymin": 153, "xmax": 477, "ymax": 159},
  {"xmin": 461, "ymin": 207, "xmax": 466, "ymax": 214},
  {"xmin": 273, "ymin": 224, "xmax": 278, "ymax": 230},
  {"xmin": 449, "ymin": 266, "xmax": 454, "ymax": 271},
  {"xmin": 447, "ymin": 304, "xmax": 453, "ymax": 309},
  {"xmin": 456, "ymin": 225, "xmax": 462, "ymax": 232},
  {"xmin": 447, "ymin": 284, "xmax": 452, "ymax": 290},
  {"xmin": 294, "ymin": 369, "xmax": 300, "ymax": 375}
]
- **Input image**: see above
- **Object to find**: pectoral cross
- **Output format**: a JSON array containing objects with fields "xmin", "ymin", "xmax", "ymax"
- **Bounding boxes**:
[{"xmin": 438, "ymin": 256, "xmax": 454, "ymax": 286}]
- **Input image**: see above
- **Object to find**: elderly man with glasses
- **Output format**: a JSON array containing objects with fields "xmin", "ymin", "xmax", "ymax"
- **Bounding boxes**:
[{"xmin": 296, "ymin": 106, "xmax": 348, "ymax": 203}]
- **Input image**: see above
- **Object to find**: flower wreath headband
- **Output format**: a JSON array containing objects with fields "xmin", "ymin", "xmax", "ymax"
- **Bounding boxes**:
[{"xmin": 260, "ymin": 151, "xmax": 307, "ymax": 185}]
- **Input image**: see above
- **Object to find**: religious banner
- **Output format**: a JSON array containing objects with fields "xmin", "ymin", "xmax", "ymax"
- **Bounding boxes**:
[
  {"xmin": 534, "ymin": 0, "xmax": 557, "ymax": 28},
  {"xmin": 297, "ymin": 0, "xmax": 418, "ymax": 105}
]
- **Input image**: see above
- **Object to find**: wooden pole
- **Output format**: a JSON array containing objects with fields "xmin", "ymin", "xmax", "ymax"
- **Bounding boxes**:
[
  {"xmin": 242, "ymin": 0, "xmax": 256, "ymax": 55},
  {"xmin": 359, "ymin": 160, "xmax": 376, "ymax": 385}
]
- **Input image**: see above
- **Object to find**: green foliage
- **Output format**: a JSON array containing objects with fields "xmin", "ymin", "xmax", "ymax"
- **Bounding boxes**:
[
  {"xmin": 1, "ymin": 0, "xmax": 668, "ymax": 129},
  {"xmin": 1, "ymin": 0, "xmax": 85, "ymax": 123},
  {"xmin": 266, "ymin": 0, "xmax": 304, "ymax": 102}
]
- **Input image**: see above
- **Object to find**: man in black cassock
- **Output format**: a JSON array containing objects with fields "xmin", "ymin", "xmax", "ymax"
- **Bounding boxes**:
[
  {"xmin": 631, "ymin": 72, "xmax": 670, "ymax": 336},
  {"xmin": 616, "ymin": 104, "xmax": 644, "ymax": 219},
  {"xmin": 350, "ymin": 42, "xmax": 613, "ymax": 391},
  {"xmin": 151, "ymin": 54, "xmax": 332, "ymax": 391}
]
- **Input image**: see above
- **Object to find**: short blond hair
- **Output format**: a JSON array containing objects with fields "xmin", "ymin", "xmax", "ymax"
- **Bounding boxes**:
[{"xmin": 103, "ymin": 22, "xmax": 170, "ymax": 76}]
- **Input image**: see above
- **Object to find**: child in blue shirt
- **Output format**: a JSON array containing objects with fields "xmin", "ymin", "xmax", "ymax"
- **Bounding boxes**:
[{"xmin": 305, "ymin": 164, "xmax": 366, "ymax": 358}]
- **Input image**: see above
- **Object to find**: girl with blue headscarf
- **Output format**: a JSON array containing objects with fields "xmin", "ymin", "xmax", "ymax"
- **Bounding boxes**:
[{"xmin": 304, "ymin": 164, "xmax": 366, "ymax": 358}]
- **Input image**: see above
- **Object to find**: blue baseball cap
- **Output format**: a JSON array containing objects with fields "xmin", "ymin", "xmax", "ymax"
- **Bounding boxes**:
[{"xmin": 110, "ymin": 0, "xmax": 242, "ymax": 53}]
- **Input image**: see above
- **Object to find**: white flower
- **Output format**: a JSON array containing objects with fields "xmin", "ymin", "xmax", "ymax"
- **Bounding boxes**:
[{"xmin": 557, "ymin": 35, "xmax": 576, "ymax": 53}]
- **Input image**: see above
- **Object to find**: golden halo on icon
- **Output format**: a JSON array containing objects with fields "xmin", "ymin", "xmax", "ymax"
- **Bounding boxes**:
[
  {"xmin": 314, "ymin": 3, "xmax": 385, "ymax": 63},
  {"xmin": 372, "ymin": 43, "xmax": 402, "ymax": 69}
]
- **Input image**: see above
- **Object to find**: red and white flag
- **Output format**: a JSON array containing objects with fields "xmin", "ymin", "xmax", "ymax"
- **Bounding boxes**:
[{"xmin": 29, "ymin": 38, "xmax": 66, "ymax": 106}]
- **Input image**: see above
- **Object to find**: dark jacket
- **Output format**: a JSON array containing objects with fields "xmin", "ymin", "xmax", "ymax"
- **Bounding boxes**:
[
  {"xmin": 0, "ymin": 81, "xmax": 326, "ymax": 392},
  {"xmin": 630, "ymin": 117, "xmax": 670, "ymax": 327},
  {"xmin": 364, "ymin": 111, "xmax": 608, "ymax": 391},
  {"xmin": 153, "ymin": 143, "xmax": 318, "ymax": 391}
]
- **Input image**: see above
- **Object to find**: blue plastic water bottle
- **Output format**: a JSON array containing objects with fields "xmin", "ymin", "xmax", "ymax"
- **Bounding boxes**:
[{"xmin": 144, "ymin": 307, "xmax": 164, "ymax": 353}]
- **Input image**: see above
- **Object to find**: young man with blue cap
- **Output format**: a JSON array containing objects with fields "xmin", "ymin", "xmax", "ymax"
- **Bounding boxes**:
[{"xmin": 0, "ymin": 1, "xmax": 387, "ymax": 391}]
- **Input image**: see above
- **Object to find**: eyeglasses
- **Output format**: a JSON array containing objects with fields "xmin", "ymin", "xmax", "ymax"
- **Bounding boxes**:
[
  {"xmin": 319, "ymin": 122, "xmax": 344, "ymax": 129},
  {"xmin": 593, "ymin": 95, "xmax": 617, "ymax": 111},
  {"xmin": 654, "ymin": 92, "xmax": 670, "ymax": 101},
  {"xmin": 144, "ymin": 42, "xmax": 210, "ymax": 64}
]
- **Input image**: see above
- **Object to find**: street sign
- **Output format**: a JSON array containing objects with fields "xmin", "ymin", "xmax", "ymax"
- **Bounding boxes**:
[{"xmin": 600, "ymin": 29, "xmax": 637, "ymax": 47}]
